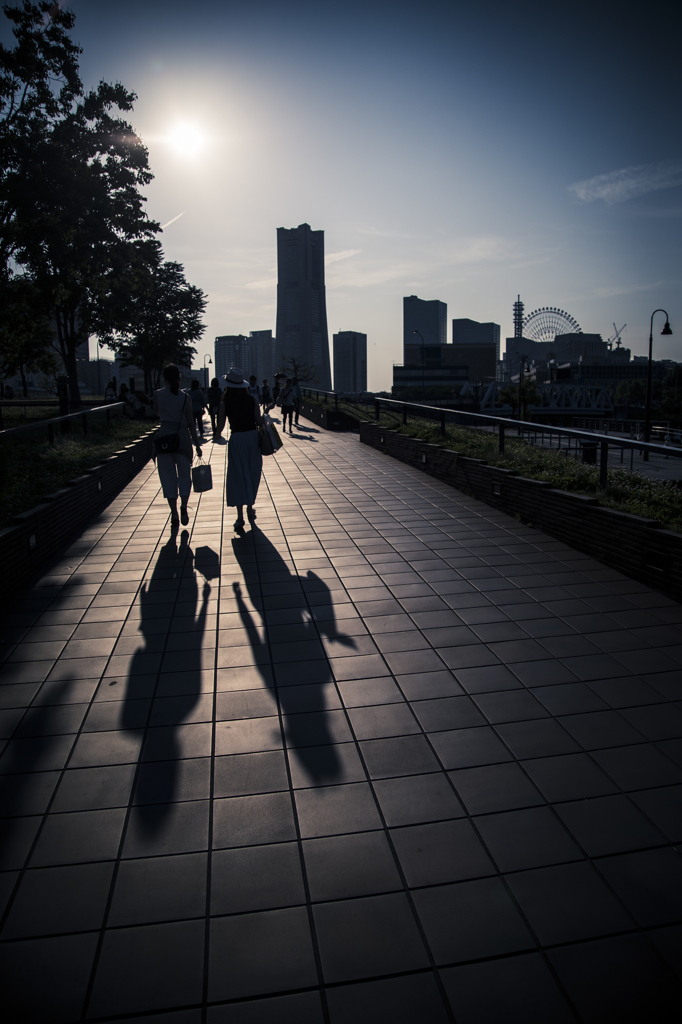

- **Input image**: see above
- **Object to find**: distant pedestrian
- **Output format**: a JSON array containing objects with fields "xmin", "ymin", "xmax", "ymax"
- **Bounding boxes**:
[
  {"xmin": 271, "ymin": 376, "xmax": 282, "ymax": 409},
  {"xmin": 261, "ymin": 379, "xmax": 271, "ymax": 407},
  {"xmin": 154, "ymin": 364, "xmax": 203, "ymax": 527},
  {"xmin": 279, "ymin": 377, "xmax": 296, "ymax": 433},
  {"xmin": 207, "ymin": 377, "xmax": 223, "ymax": 438},
  {"xmin": 188, "ymin": 379, "xmax": 208, "ymax": 438},
  {"xmin": 218, "ymin": 367, "xmax": 264, "ymax": 529},
  {"xmin": 292, "ymin": 377, "xmax": 302, "ymax": 425},
  {"xmin": 248, "ymin": 375, "xmax": 262, "ymax": 404}
]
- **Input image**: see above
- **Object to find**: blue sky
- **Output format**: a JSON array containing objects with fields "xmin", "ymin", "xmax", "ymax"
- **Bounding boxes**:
[{"xmin": 11, "ymin": 0, "xmax": 682, "ymax": 387}]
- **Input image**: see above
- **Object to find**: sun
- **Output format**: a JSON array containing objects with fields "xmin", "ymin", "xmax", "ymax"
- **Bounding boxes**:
[{"xmin": 166, "ymin": 124, "xmax": 206, "ymax": 159}]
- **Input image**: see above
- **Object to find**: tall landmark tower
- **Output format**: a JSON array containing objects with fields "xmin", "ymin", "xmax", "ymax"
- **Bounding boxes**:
[{"xmin": 275, "ymin": 223, "xmax": 332, "ymax": 390}]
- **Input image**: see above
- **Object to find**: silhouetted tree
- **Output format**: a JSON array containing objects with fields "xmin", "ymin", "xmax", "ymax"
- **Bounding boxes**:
[
  {"xmin": 0, "ymin": 276, "xmax": 58, "ymax": 395},
  {"xmin": 277, "ymin": 355, "xmax": 319, "ymax": 384},
  {"xmin": 104, "ymin": 258, "xmax": 207, "ymax": 393}
]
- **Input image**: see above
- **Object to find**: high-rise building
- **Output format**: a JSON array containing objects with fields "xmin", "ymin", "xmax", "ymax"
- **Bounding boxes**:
[
  {"xmin": 250, "ymin": 330, "xmax": 276, "ymax": 384},
  {"xmin": 451, "ymin": 318, "xmax": 501, "ymax": 382},
  {"xmin": 333, "ymin": 331, "xmax": 367, "ymax": 393},
  {"xmin": 214, "ymin": 335, "xmax": 250, "ymax": 379},
  {"xmin": 403, "ymin": 295, "xmax": 447, "ymax": 358},
  {"xmin": 275, "ymin": 223, "xmax": 332, "ymax": 390}
]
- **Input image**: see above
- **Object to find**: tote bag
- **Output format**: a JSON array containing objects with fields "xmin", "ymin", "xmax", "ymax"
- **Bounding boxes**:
[{"xmin": 192, "ymin": 460, "xmax": 213, "ymax": 492}]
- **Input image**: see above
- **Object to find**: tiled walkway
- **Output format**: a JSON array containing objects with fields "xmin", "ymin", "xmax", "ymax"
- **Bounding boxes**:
[{"xmin": 2, "ymin": 418, "xmax": 682, "ymax": 1023}]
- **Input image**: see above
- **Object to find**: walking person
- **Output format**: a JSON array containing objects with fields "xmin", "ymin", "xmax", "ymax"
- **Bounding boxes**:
[
  {"xmin": 188, "ymin": 379, "xmax": 208, "ymax": 438},
  {"xmin": 261, "ymin": 379, "xmax": 271, "ymax": 408},
  {"xmin": 218, "ymin": 367, "xmax": 264, "ymax": 529},
  {"xmin": 248, "ymin": 375, "xmax": 262, "ymax": 405},
  {"xmin": 154, "ymin": 364, "xmax": 203, "ymax": 527},
  {"xmin": 292, "ymin": 376, "xmax": 302, "ymax": 426},
  {"xmin": 271, "ymin": 375, "xmax": 282, "ymax": 411},
  {"xmin": 207, "ymin": 377, "xmax": 223, "ymax": 439},
  {"xmin": 279, "ymin": 377, "xmax": 296, "ymax": 433}
]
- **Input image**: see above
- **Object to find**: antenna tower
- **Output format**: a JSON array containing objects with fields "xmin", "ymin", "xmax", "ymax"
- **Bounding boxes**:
[{"xmin": 513, "ymin": 295, "xmax": 524, "ymax": 339}]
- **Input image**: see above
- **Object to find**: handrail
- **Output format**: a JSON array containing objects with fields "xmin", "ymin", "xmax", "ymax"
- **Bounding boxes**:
[
  {"xmin": 0, "ymin": 402, "xmax": 127, "ymax": 440},
  {"xmin": 302, "ymin": 387, "xmax": 682, "ymax": 489}
]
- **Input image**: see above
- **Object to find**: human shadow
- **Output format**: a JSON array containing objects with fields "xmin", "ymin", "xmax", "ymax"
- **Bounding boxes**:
[
  {"xmin": 123, "ymin": 529, "xmax": 210, "ymax": 835},
  {"xmin": 231, "ymin": 527, "xmax": 356, "ymax": 784}
]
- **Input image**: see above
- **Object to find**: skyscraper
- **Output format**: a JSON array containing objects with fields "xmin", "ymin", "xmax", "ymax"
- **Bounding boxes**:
[
  {"xmin": 214, "ymin": 335, "xmax": 250, "ymax": 379},
  {"xmin": 451, "ymin": 318, "xmax": 500, "ymax": 382},
  {"xmin": 275, "ymin": 223, "xmax": 332, "ymax": 390},
  {"xmin": 333, "ymin": 331, "xmax": 367, "ymax": 393},
  {"xmin": 403, "ymin": 295, "xmax": 447, "ymax": 358}
]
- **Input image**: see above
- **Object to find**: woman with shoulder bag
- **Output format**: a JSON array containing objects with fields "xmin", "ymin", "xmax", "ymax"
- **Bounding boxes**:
[
  {"xmin": 154, "ymin": 364, "xmax": 203, "ymax": 527},
  {"xmin": 217, "ymin": 367, "xmax": 263, "ymax": 529},
  {"xmin": 279, "ymin": 378, "xmax": 296, "ymax": 433}
]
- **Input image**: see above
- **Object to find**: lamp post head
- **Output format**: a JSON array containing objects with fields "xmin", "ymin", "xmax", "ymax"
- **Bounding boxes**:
[{"xmin": 662, "ymin": 322, "xmax": 673, "ymax": 336}]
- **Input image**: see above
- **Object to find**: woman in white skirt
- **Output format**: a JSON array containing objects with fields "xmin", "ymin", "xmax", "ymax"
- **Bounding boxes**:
[
  {"xmin": 154, "ymin": 364, "xmax": 203, "ymax": 526},
  {"xmin": 217, "ymin": 367, "xmax": 263, "ymax": 528}
]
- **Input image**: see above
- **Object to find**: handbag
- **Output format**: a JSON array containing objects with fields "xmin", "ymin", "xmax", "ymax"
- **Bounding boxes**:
[
  {"xmin": 154, "ymin": 394, "xmax": 188, "ymax": 454},
  {"xmin": 192, "ymin": 459, "xmax": 213, "ymax": 492},
  {"xmin": 259, "ymin": 414, "xmax": 282, "ymax": 457}
]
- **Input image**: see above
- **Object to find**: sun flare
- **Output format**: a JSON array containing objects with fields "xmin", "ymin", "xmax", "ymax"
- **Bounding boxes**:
[{"xmin": 166, "ymin": 124, "xmax": 206, "ymax": 159}]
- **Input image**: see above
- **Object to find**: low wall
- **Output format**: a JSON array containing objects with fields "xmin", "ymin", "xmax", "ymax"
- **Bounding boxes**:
[
  {"xmin": 360, "ymin": 422, "xmax": 682, "ymax": 601},
  {"xmin": 0, "ymin": 429, "xmax": 156, "ymax": 606},
  {"xmin": 301, "ymin": 399, "xmax": 359, "ymax": 431}
]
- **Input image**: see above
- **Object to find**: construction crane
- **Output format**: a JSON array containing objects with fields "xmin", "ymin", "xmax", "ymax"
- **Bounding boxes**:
[{"xmin": 607, "ymin": 323, "xmax": 626, "ymax": 349}]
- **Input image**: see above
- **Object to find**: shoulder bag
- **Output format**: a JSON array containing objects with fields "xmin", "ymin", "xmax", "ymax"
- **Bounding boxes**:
[{"xmin": 154, "ymin": 394, "xmax": 188, "ymax": 454}]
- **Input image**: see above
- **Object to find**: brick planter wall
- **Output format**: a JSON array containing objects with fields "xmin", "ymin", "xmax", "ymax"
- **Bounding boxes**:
[
  {"xmin": 300, "ymin": 399, "xmax": 359, "ymax": 431},
  {"xmin": 360, "ymin": 421, "xmax": 682, "ymax": 601},
  {"xmin": 0, "ymin": 429, "xmax": 156, "ymax": 606}
]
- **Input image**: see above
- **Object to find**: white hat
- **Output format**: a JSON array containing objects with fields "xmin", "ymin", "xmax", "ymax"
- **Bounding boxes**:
[{"xmin": 223, "ymin": 367, "xmax": 249, "ymax": 388}]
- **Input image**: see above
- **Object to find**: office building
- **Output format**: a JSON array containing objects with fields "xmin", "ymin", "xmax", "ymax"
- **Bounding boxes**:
[
  {"xmin": 215, "ymin": 335, "xmax": 250, "ymax": 379},
  {"xmin": 333, "ymin": 331, "xmax": 367, "ymax": 393},
  {"xmin": 275, "ymin": 223, "xmax": 332, "ymax": 390},
  {"xmin": 451, "ymin": 318, "xmax": 500, "ymax": 383},
  {"xmin": 250, "ymin": 330, "xmax": 276, "ymax": 383},
  {"xmin": 403, "ymin": 296, "xmax": 447, "ymax": 359}
]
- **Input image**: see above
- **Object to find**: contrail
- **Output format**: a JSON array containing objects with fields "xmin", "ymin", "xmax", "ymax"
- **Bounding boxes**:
[
  {"xmin": 569, "ymin": 161, "xmax": 682, "ymax": 205},
  {"xmin": 160, "ymin": 212, "xmax": 185, "ymax": 229}
]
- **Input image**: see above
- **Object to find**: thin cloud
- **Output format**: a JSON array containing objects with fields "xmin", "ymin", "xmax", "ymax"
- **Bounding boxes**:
[
  {"xmin": 160, "ymin": 211, "xmax": 185, "ymax": 229},
  {"xmin": 244, "ymin": 278, "xmax": 277, "ymax": 290},
  {"xmin": 325, "ymin": 249, "xmax": 362, "ymax": 265},
  {"xmin": 569, "ymin": 161, "xmax": 682, "ymax": 205},
  {"xmin": 592, "ymin": 280, "xmax": 667, "ymax": 299}
]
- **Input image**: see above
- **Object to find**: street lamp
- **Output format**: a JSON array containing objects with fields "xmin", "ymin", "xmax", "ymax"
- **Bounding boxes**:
[
  {"xmin": 644, "ymin": 309, "xmax": 672, "ymax": 459},
  {"xmin": 413, "ymin": 330, "xmax": 425, "ymax": 403},
  {"xmin": 203, "ymin": 354, "xmax": 212, "ymax": 390}
]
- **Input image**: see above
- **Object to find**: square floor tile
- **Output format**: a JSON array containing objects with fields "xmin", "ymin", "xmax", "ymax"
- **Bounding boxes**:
[
  {"xmin": 109, "ymin": 852, "xmax": 206, "ymax": 925},
  {"xmin": 396, "ymin": 671, "xmax": 463, "ymax": 700},
  {"xmin": 2, "ymin": 861, "xmax": 114, "ymax": 938},
  {"xmin": 430, "ymin": 726, "xmax": 512, "ymax": 770},
  {"xmin": 337, "ymin": 677, "xmax": 404, "ymax": 707},
  {"xmin": 391, "ymin": 819, "xmax": 495, "ymax": 886},
  {"xmin": 449, "ymin": 762, "xmax": 544, "ymax": 815},
  {"xmin": 413, "ymin": 878, "xmax": 535, "ymax": 964},
  {"xmin": 211, "ymin": 843, "xmax": 305, "ymax": 914},
  {"xmin": 475, "ymin": 806, "xmax": 583, "ymax": 872},
  {"xmin": 556, "ymin": 795, "xmax": 666, "ymax": 856},
  {"xmin": 213, "ymin": 751, "xmax": 288, "ymax": 798},
  {"xmin": 123, "ymin": 800, "xmax": 209, "ymax": 858},
  {"xmin": 303, "ymin": 831, "xmax": 402, "ymax": 901},
  {"xmin": 208, "ymin": 907, "xmax": 317, "ymax": 1001},
  {"xmin": 495, "ymin": 720, "xmax": 580, "ymax": 759},
  {"xmin": 294, "ymin": 782, "xmax": 381, "ymax": 838},
  {"xmin": 89, "ymin": 920, "xmax": 205, "ymax": 1017},
  {"xmin": 522, "ymin": 753, "xmax": 618, "ymax": 802},
  {"xmin": 326, "ymin": 973, "xmax": 449, "ymax": 1024},
  {"xmin": 360, "ymin": 734, "xmax": 441, "ymax": 778},
  {"xmin": 440, "ymin": 953, "xmax": 575, "ymax": 1024},
  {"xmin": 631, "ymin": 786, "xmax": 682, "ymax": 843},
  {"xmin": 548, "ymin": 933, "xmax": 682, "ymax": 1024},
  {"xmin": 313, "ymin": 893, "xmax": 429, "ymax": 983},
  {"xmin": 30, "ymin": 807, "xmax": 126, "ymax": 866},
  {"xmin": 596, "ymin": 847, "xmax": 682, "ymax": 927},
  {"xmin": 506, "ymin": 862, "xmax": 632, "ymax": 945},
  {"xmin": 412, "ymin": 696, "xmax": 486, "ymax": 733},
  {"xmin": 473, "ymin": 690, "xmax": 549, "ymax": 725},
  {"xmin": 0, "ymin": 932, "xmax": 98, "ymax": 1023},
  {"xmin": 373, "ymin": 772, "xmax": 464, "ymax": 826},
  {"xmin": 592, "ymin": 744, "xmax": 682, "ymax": 790},
  {"xmin": 453, "ymin": 665, "xmax": 522, "ymax": 694},
  {"xmin": 213, "ymin": 792, "xmax": 296, "ymax": 848}
]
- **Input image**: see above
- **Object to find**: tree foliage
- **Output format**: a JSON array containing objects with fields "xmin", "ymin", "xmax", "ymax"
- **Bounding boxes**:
[
  {"xmin": 0, "ymin": 275, "xmax": 58, "ymax": 395},
  {"xmin": 276, "ymin": 355, "xmax": 319, "ymax": 383},
  {"xmin": 104, "ymin": 258, "xmax": 207, "ymax": 393}
]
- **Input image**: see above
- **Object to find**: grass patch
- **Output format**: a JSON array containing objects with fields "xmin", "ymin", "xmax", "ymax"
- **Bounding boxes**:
[
  {"xmin": 303, "ymin": 396, "xmax": 682, "ymax": 533},
  {"xmin": 0, "ymin": 413, "xmax": 155, "ymax": 528}
]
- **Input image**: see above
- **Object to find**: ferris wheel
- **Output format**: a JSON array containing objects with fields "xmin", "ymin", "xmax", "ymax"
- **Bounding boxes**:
[{"xmin": 523, "ymin": 307, "xmax": 581, "ymax": 342}]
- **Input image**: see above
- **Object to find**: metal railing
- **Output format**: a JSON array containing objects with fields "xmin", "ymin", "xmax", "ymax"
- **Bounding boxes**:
[
  {"xmin": 302, "ymin": 389, "xmax": 682, "ymax": 489},
  {"xmin": 0, "ymin": 402, "xmax": 127, "ymax": 445}
]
